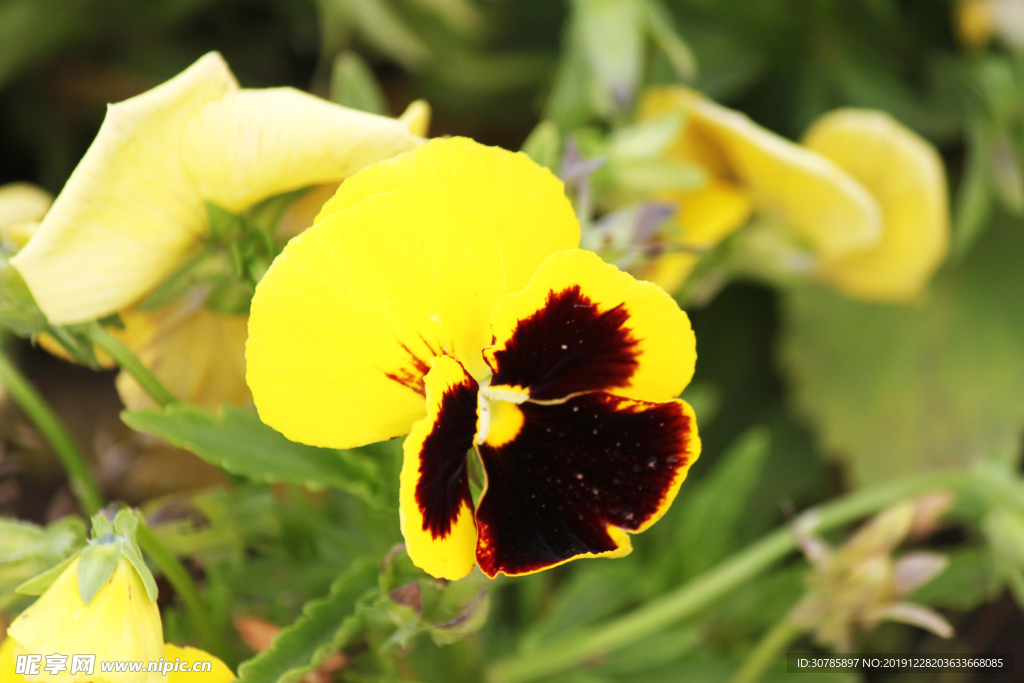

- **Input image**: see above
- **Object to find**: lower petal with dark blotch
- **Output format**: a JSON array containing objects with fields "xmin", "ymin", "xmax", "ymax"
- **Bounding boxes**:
[
  {"xmin": 399, "ymin": 355, "xmax": 480, "ymax": 580},
  {"xmin": 474, "ymin": 392, "xmax": 700, "ymax": 577}
]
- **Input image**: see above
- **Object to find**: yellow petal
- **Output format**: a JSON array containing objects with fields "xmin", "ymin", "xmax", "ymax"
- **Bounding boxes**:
[
  {"xmin": 316, "ymin": 137, "xmax": 579, "ymax": 293},
  {"xmin": 803, "ymin": 109, "xmax": 950, "ymax": 301},
  {"xmin": 11, "ymin": 52, "xmax": 238, "ymax": 325},
  {"xmin": 399, "ymin": 355, "xmax": 479, "ymax": 580},
  {"xmin": 247, "ymin": 183, "xmax": 506, "ymax": 449},
  {"xmin": 398, "ymin": 99, "xmax": 431, "ymax": 137},
  {"xmin": 0, "ymin": 183, "xmax": 51, "ymax": 250},
  {"xmin": 485, "ymin": 249, "xmax": 695, "ymax": 403},
  {"xmin": 8, "ymin": 558, "xmax": 163, "ymax": 683},
  {"xmin": 643, "ymin": 180, "xmax": 754, "ymax": 294},
  {"xmin": 274, "ymin": 182, "xmax": 341, "ymax": 241},
  {"xmin": 0, "ymin": 636, "xmax": 22, "ymax": 683},
  {"xmin": 163, "ymin": 644, "xmax": 235, "ymax": 683},
  {"xmin": 647, "ymin": 87, "xmax": 882, "ymax": 259},
  {"xmin": 181, "ymin": 88, "xmax": 417, "ymax": 214},
  {"xmin": 115, "ymin": 301, "xmax": 250, "ymax": 409}
]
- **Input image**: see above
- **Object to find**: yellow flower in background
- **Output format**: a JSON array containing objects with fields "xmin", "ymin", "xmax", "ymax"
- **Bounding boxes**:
[
  {"xmin": 635, "ymin": 87, "xmax": 949, "ymax": 302},
  {"xmin": 247, "ymin": 137, "xmax": 701, "ymax": 580},
  {"xmin": 162, "ymin": 645, "xmax": 235, "ymax": 683},
  {"xmin": 10, "ymin": 52, "xmax": 426, "ymax": 408},
  {"xmin": 956, "ymin": 0, "xmax": 1024, "ymax": 51},
  {"xmin": 802, "ymin": 110, "xmax": 949, "ymax": 301},
  {"xmin": 6, "ymin": 556, "xmax": 163, "ymax": 682},
  {"xmin": 0, "ymin": 184, "xmax": 51, "ymax": 251},
  {"xmin": 637, "ymin": 86, "xmax": 881, "ymax": 293}
]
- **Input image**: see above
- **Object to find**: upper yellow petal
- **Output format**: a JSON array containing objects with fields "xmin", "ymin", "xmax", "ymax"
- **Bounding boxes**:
[
  {"xmin": 115, "ymin": 301, "xmax": 250, "ymax": 409},
  {"xmin": 8, "ymin": 558, "xmax": 164, "ymax": 683},
  {"xmin": 247, "ymin": 183, "xmax": 507, "ymax": 449},
  {"xmin": 0, "ymin": 183, "xmax": 52, "ymax": 250},
  {"xmin": 803, "ymin": 109, "xmax": 950, "ymax": 301},
  {"xmin": 649, "ymin": 87, "xmax": 883, "ymax": 259},
  {"xmin": 316, "ymin": 137, "xmax": 580, "ymax": 293},
  {"xmin": 181, "ymin": 88, "xmax": 418, "ymax": 213},
  {"xmin": 11, "ymin": 52, "xmax": 238, "ymax": 325},
  {"xmin": 163, "ymin": 644, "xmax": 235, "ymax": 683}
]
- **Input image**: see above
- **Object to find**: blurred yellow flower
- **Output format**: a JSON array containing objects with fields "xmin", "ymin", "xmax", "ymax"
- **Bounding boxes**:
[
  {"xmin": 163, "ymin": 644, "xmax": 235, "ymax": 683},
  {"xmin": 635, "ymin": 87, "xmax": 948, "ymax": 302},
  {"xmin": 10, "ymin": 52, "xmax": 427, "ymax": 408},
  {"xmin": 6, "ymin": 556, "xmax": 163, "ymax": 682},
  {"xmin": 248, "ymin": 137, "xmax": 700, "ymax": 580}
]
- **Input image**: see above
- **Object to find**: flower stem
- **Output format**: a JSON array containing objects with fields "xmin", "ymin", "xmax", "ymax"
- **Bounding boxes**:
[
  {"xmin": 486, "ymin": 470, "xmax": 969, "ymax": 683},
  {"xmin": 86, "ymin": 322, "xmax": 178, "ymax": 407},
  {"xmin": 0, "ymin": 348, "xmax": 104, "ymax": 515},
  {"xmin": 729, "ymin": 616, "xmax": 803, "ymax": 683},
  {"xmin": 136, "ymin": 522, "xmax": 228, "ymax": 658}
]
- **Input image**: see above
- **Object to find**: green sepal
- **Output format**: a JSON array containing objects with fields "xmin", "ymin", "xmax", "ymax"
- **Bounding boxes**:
[
  {"xmin": 121, "ymin": 534, "xmax": 159, "ymax": 602},
  {"xmin": 15, "ymin": 552, "xmax": 79, "ymax": 596},
  {"xmin": 330, "ymin": 51, "xmax": 388, "ymax": 115},
  {"xmin": 206, "ymin": 201, "xmax": 244, "ymax": 244},
  {"xmin": 77, "ymin": 536, "xmax": 123, "ymax": 605},
  {"xmin": 89, "ymin": 513, "xmax": 115, "ymax": 539}
]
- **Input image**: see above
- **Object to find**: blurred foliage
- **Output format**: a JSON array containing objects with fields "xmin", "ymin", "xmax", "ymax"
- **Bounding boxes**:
[{"xmin": 2, "ymin": 0, "xmax": 1024, "ymax": 682}]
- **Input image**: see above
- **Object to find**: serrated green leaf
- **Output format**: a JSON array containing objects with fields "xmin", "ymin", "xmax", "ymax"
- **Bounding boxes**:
[
  {"xmin": 330, "ymin": 51, "xmax": 388, "ymax": 115},
  {"xmin": 781, "ymin": 218, "xmax": 1024, "ymax": 486},
  {"xmin": 77, "ymin": 537, "xmax": 122, "ymax": 605},
  {"xmin": 237, "ymin": 559, "xmax": 379, "ymax": 683},
  {"xmin": 121, "ymin": 404, "xmax": 387, "ymax": 506}
]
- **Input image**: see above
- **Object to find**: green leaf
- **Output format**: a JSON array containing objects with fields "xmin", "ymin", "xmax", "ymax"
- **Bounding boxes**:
[
  {"xmin": 330, "ymin": 51, "xmax": 389, "ymax": 115},
  {"xmin": 77, "ymin": 537, "xmax": 123, "ymax": 605},
  {"xmin": 953, "ymin": 118, "xmax": 995, "ymax": 258},
  {"xmin": 521, "ymin": 120, "xmax": 562, "ymax": 171},
  {"xmin": 237, "ymin": 559, "xmax": 379, "ymax": 683},
  {"xmin": 344, "ymin": 0, "xmax": 431, "ymax": 69},
  {"xmin": 780, "ymin": 218, "xmax": 1024, "ymax": 486},
  {"xmin": 121, "ymin": 404, "xmax": 387, "ymax": 506},
  {"xmin": 0, "ymin": 516, "xmax": 85, "ymax": 562},
  {"xmin": 662, "ymin": 427, "xmax": 771, "ymax": 580}
]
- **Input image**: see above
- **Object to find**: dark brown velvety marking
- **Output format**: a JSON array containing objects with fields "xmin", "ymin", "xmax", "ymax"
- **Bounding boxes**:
[
  {"xmin": 475, "ymin": 392, "xmax": 694, "ymax": 576},
  {"xmin": 385, "ymin": 342, "xmax": 433, "ymax": 396},
  {"xmin": 415, "ymin": 373, "xmax": 479, "ymax": 539},
  {"xmin": 488, "ymin": 286, "xmax": 640, "ymax": 401}
]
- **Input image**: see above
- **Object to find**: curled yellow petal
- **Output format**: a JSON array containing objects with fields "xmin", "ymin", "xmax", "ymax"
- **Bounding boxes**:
[
  {"xmin": 247, "ymin": 183, "xmax": 506, "ymax": 449},
  {"xmin": 398, "ymin": 99, "xmax": 431, "ymax": 137},
  {"xmin": 316, "ymin": 137, "xmax": 579, "ymax": 293},
  {"xmin": 642, "ymin": 86, "xmax": 882, "ymax": 259},
  {"xmin": 163, "ymin": 644, "xmax": 235, "ymax": 683},
  {"xmin": 8, "ymin": 557, "xmax": 163, "ymax": 683},
  {"xmin": 181, "ymin": 88, "xmax": 418, "ymax": 213},
  {"xmin": 11, "ymin": 52, "xmax": 238, "ymax": 325},
  {"xmin": 0, "ymin": 183, "xmax": 52, "ymax": 250},
  {"xmin": 804, "ymin": 109, "xmax": 950, "ymax": 301}
]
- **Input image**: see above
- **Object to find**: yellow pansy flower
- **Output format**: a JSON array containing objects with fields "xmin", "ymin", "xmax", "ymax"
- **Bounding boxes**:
[
  {"xmin": 636, "ymin": 88, "xmax": 949, "ymax": 302},
  {"xmin": 247, "ymin": 137, "xmax": 701, "ymax": 580},
  {"xmin": 11, "ymin": 52, "xmax": 425, "ymax": 408},
  {"xmin": 637, "ymin": 86, "xmax": 881, "ymax": 294},
  {"xmin": 7, "ymin": 556, "xmax": 163, "ymax": 682}
]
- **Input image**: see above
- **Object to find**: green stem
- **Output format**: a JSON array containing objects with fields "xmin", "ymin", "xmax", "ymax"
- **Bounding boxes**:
[
  {"xmin": 137, "ymin": 523, "xmax": 228, "ymax": 658},
  {"xmin": 730, "ymin": 616, "xmax": 803, "ymax": 683},
  {"xmin": 86, "ymin": 322, "xmax": 177, "ymax": 407},
  {"xmin": 487, "ymin": 470, "xmax": 969, "ymax": 683},
  {"xmin": 0, "ymin": 349, "xmax": 104, "ymax": 515}
]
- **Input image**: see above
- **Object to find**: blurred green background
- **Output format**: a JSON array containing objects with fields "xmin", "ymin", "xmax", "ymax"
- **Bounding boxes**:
[{"xmin": 2, "ymin": 1, "xmax": 1024, "ymax": 682}]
